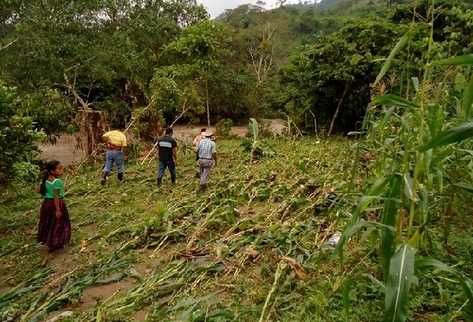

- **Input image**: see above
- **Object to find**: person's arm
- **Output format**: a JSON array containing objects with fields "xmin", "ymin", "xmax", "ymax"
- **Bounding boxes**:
[
  {"xmin": 53, "ymin": 181, "xmax": 62, "ymax": 219},
  {"xmin": 212, "ymin": 143, "xmax": 217, "ymax": 166},
  {"xmin": 212, "ymin": 152, "xmax": 217, "ymax": 166},
  {"xmin": 172, "ymin": 140, "xmax": 177, "ymax": 163}
]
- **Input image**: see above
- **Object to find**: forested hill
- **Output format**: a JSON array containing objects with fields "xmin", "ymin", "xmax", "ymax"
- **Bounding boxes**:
[{"xmin": 1, "ymin": 0, "xmax": 473, "ymax": 144}]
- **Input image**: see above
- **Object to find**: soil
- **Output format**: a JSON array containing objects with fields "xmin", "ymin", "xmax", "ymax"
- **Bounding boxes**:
[
  {"xmin": 78, "ymin": 278, "xmax": 136, "ymax": 309},
  {"xmin": 40, "ymin": 135, "xmax": 85, "ymax": 166}
]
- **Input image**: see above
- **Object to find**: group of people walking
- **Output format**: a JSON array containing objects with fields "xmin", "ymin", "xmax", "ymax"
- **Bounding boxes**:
[
  {"xmin": 37, "ymin": 127, "xmax": 217, "ymax": 253},
  {"xmin": 155, "ymin": 127, "xmax": 218, "ymax": 191}
]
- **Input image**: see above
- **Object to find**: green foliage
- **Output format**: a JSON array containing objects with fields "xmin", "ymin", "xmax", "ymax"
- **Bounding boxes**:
[
  {"xmin": 0, "ymin": 82, "xmax": 43, "ymax": 184},
  {"xmin": 0, "ymin": 0, "xmax": 208, "ymax": 128},
  {"xmin": 281, "ymin": 18, "xmax": 405, "ymax": 133},
  {"xmin": 215, "ymin": 118, "xmax": 234, "ymax": 138},
  {"xmin": 23, "ymin": 88, "xmax": 73, "ymax": 140},
  {"xmin": 384, "ymin": 245, "xmax": 416, "ymax": 322},
  {"xmin": 422, "ymin": 122, "xmax": 473, "ymax": 151}
]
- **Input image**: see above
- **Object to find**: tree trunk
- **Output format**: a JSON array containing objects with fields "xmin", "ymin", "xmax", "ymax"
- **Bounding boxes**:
[
  {"xmin": 328, "ymin": 83, "xmax": 349, "ymax": 136},
  {"xmin": 205, "ymin": 78, "xmax": 210, "ymax": 128}
]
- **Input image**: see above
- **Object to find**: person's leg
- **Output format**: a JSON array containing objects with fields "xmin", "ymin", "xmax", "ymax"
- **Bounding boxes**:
[
  {"xmin": 116, "ymin": 151, "xmax": 124, "ymax": 181},
  {"xmin": 168, "ymin": 161, "xmax": 176, "ymax": 184},
  {"xmin": 199, "ymin": 160, "xmax": 213, "ymax": 191},
  {"xmin": 195, "ymin": 152, "xmax": 200, "ymax": 178},
  {"xmin": 102, "ymin": 150, "xmax": 113, "ymax": 185},
  {"xmin": 157, "ymin": 161, "xmax": 166, "ymax": 186}
]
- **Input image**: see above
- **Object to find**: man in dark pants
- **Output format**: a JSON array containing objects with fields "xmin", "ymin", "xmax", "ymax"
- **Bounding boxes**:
[{"xmin": 157, "ymin": 127, "xmax": 177, "ymax": 187}]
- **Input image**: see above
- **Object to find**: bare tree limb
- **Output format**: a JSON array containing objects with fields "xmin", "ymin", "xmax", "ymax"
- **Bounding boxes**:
[
  {"xmin": 141, "ymin": 100, "xmax": 190, "ymax": 165},
  {"xmin": 64, "ymin": 72, "xmax": 89, "ymax": 109},
  {"xmin": 328, "ymin": 83, "xmax": 350, "ymax": 136}
]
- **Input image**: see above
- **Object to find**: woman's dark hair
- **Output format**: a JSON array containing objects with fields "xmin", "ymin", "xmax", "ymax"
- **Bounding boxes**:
[
  {"xmin": 165, "ymin": 127, "xmax": 173, "ymax": 135},
  {"xmin": 200, "ymin": 128, "xmax": 207, "ymax": 133},
  {"xmin": 39, "ymin": 160, "xmax": 61, "ymax": 196}
]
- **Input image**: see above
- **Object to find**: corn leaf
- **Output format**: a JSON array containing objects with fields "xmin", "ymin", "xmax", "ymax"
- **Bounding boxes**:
[
  {"xmin": 356, "ymin": 177, "xmax": 388, "ymax": 217},
  {"xmin": 463, "ymin": 77, "xmax": 473, "ymax": 120},
  {"xmin": 381, "ymin": 175, "xmax": 402, "ymax": 280},
  {"xmin": 403, "ymin": 174, "xmax": 418, "ymax": 202},
  {"xmin": 373, "ymin": 95, "xmax": 419, "ymax": 110},
  {"xmin": 433, "ymin": 55, "xmax": 473, "ymax": 66},
  {"xmin": 421, "ymin": 122, "xmax": 473, "ymax": 151},
  {"xmin": 336, "ymin": 220, "xmax": 395, "ymax": 261},
  {"xmin": 336, "ymin": 220, "xmax": 371, "ymax": 261},
  {"xmin": 374, "ymin": 33, "xmax": 411, "ymax": 87},
  {"xmin": 417, "ymin": 258, "xmax": 473, "ymax": 319},
  {"xmin": 454, "ymin": 183, "xmax": 473, "ymax": 193},
  {"xmin": 384, "ymin": 244, "xmax": 416, "ymax": 322}
]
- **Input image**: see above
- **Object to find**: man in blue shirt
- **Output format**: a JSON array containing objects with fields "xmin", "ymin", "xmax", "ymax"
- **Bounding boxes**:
[
  {"xmin": 157, "ymin": 127, "xmax": 177, "ymax": 187},
  {"xmin": 197, "ymin": 131, "xmax": 217, "ymax": 191}
]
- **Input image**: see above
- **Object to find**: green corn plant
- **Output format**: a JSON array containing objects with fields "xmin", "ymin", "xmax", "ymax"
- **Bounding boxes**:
[{"xmin": 338, "ymin": 1, "xmax": 473, "ymax": 318}]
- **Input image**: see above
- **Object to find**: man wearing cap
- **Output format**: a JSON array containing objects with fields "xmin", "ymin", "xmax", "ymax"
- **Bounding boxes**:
[
  {"xmin": 157, "ymin": 127, "xmax": 177, "ymax": 187},
  {"xmin": 196, "ymin": 130, "xmax": 217, "ymax": 191}
]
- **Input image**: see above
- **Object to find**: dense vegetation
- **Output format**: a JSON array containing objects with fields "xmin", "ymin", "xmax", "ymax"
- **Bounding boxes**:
[
  {"xmin": 1, "ymin": 0, "xmax": 472, "ymax": 135},
  {"xmin": 1, "ymin": 0, "xmax": 473, "ymax": 321}
]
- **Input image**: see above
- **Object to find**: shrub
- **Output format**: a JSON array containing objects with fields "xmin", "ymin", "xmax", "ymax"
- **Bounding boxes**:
[
  {"xmin": 0, "ymin": 82, "xmax": 44, "ymax": 184},
  {"xmin": 216, "ymin": 118, "xmax": 233, "ymax": 138}
]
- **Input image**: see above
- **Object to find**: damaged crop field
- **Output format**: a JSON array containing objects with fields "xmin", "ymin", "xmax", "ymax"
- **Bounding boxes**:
[
  {"xmin": 2, "ymin": 2, "xmax": 473, "ymax": 321},
  {"xmin": 1, "ymin": 137, "xmax": 472, "ymax": 322}
]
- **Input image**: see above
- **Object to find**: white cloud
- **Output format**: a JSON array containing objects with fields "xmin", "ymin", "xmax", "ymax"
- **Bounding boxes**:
[{"xmin": 197, "ymin": 0, "xmax": 303, "ymax": 18}]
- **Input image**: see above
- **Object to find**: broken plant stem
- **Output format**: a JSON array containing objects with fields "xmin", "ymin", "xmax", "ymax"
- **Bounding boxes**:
[{"xmin": 258, "ymin": 262, "xmax": 287, "ymax": 322}]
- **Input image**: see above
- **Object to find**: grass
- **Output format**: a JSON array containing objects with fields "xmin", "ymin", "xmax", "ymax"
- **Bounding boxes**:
[{"xmin": 0, "ymin": 137, "xmax": 471, "ymax": 321}]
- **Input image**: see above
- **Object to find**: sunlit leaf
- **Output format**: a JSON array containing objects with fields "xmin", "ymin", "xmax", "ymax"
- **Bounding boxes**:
[{"xmin": 384, "ymin": 245, "xmax": 416, "ymax": 322}]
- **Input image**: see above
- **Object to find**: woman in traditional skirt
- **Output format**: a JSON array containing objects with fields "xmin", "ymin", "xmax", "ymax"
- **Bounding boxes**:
[{"xmin": 37, "ymin": 160, "xmax": 71, "ymax": 252}]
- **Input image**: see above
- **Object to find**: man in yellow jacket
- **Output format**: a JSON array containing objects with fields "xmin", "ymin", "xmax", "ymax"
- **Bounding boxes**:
[{"xmin": 101, "ymin": 130, "xmax": 127, "ymax": 185}]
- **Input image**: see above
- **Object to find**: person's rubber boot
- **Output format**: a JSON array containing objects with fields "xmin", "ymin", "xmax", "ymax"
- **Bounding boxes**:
[
  {"xmin": 101, "ymin": 173, "xmax": 108, "ymax": 186},
  {"xmin": 118, "ymin": 173, "xmax": 124, "ymax": 182},
  {"xmin": 199, "ymin": 184, "xmax": 207, "ymax": 193},
  {"xmin": 157, "ymin": 178, "xmax": 162, "ymax": 188}
]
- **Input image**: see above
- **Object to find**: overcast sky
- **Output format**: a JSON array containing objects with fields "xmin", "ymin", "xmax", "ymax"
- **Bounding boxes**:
[{"xmin": 197, "ymin": 0, "xmax": 301, "ymax": 17}]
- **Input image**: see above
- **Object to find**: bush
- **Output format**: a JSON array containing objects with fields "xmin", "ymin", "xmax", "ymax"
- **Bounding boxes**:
[
  {"xmin": 0, "ymin": 82, "xmax": 44, "ymax": 184},
  {"xmin": 216, "ymin": 118, "xmax": 233, "ymax": 138}
]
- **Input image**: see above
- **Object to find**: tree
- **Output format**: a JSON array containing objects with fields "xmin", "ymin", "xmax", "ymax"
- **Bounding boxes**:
[
  {"xmin": 159, "ymin": 21, "xmax": 233, "ymax": 127},
  {"xmin": 281, "ymin": 19, "xmax": 406, "ymax": 134},
  {"xmin": 0, "ymin": 0, "xmax": 208, "ymax": 129}
]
